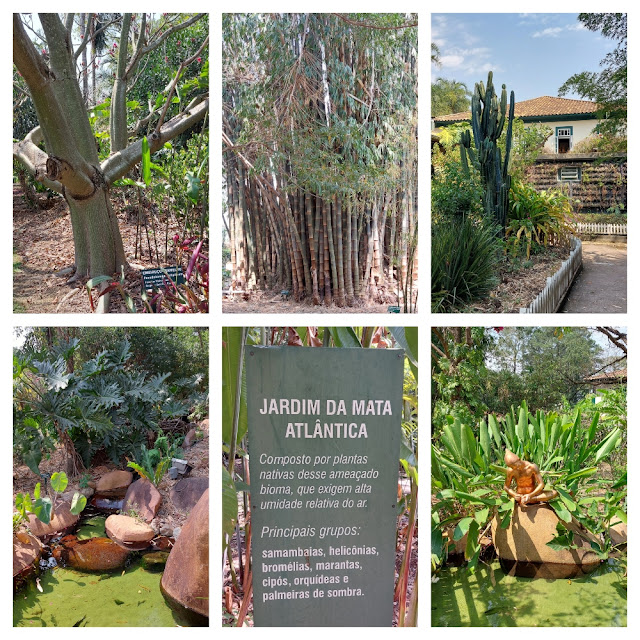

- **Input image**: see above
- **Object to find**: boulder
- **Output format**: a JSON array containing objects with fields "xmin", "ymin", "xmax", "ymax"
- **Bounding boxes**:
[
  {"xmin": 106, "ymin": 514, "xmax": 155, "ymax": 550},
  {"xmin": 123, "ymin": 478, "xmax": 162, "ymax": 522},
  {"xmin": 491, "ymin": 504, "xmax": 601, "ymax": 566},
  {"xmin": 95, "ymin": 470, "xmax": 133, "ymax": 497},
  {"xmin": 609, "ymin": 521, "xmax": 627, "ymax": 547},
  {"xmin": 54, "ymin": 536, "xmax": 129, "ymax": 571},
  {"xmin": 170, "ymin": 477, "xmax": 209, "ymax": 514},
  {"xmin": 161, "ymin": 488, "xmax": 209, "ymax": 623},
  {"xmin": 13, "ymin": 532, "xmax": 43, "ymax": 577},
  {"xmin": 27, "ymin": 501, "xmax": 80, "ymax": 538},
  {"xmin": 183, "ymin": 427, "xmax": 198, "ymax": 448}
]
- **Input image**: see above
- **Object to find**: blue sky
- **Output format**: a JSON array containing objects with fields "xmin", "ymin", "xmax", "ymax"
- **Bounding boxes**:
[{"xmin": 432, "ymin": 13, "xmax": 615, "ymax": 103}]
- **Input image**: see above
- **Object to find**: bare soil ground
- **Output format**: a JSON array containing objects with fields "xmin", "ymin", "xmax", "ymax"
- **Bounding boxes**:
[
  {"xmin": 222, "ymin": 287, "xmax": 416, "ymax": 314},
  {"xmin": 13, "ymin": 185, "xmax": 193, "ymax": 314},
  {"xmin": 13, "ymin": 419, "xmax": 209, "ymax": 535},
  {"xmin": 560, "ymin": 241, "xmax": 627, "ymax": 313},
  {"xmin": 467, "ymin": 246, "xmax": 570, "ymax": 313}
]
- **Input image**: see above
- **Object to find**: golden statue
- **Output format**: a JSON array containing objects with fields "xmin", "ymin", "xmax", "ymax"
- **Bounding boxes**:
[{"xmin": 503, "ymin": 449, "xmax": 558, "ymax": 506}]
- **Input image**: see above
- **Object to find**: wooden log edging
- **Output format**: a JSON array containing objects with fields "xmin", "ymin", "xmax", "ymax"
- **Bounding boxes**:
[
  {"xmin": 576, "ymin": 222, "xmax": 627, "ymax": 236},
  {"xmin": 519, "ymin": 236, "xmax": 582, "ymax": 314}
]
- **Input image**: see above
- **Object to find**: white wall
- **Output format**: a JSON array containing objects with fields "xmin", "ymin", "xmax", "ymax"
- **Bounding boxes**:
[{"xmin": 526, "ymin": 118, "xmax": 600, "ymax": 153}]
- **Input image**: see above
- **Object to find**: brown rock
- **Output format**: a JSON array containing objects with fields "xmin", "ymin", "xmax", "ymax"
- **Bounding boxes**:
[
  {"xmin": 106, "ymin": 514, "xmax": 155, "ymax": 549},
  {"xmin": 95, "ymin": 470, "xmax": 133, "ymax": 497},
  {"xmin": 491, "ymin": 504, "xmax": 601, "ymax": 566},
  {"xmin": 170, "ymin": 477, "xmax": 209, "ymax": 514},
  {"xmin": 161, "ymin": 488, "xmax": 209, "ymax": 621},
  {"xmin": 123, "ymin": 478, "xmax": 162, "ymax": 522},
  {"xmin": 56, "ymin": 536, "xmax": 129, "ymax": 571},
  {"xmin": 13, "ymin": 532, "xmax": 43, "ymax": 577},
  {"xmin": 27, "ymin": 501, "xmax": 80, "ymax": 538},
  {"xmin": 183, "ymin": 428, "xmax": 198, "ymax": 448},
  {"xmin": 609, "ymin": 521, "xmax": 627, "ymax": 547}
]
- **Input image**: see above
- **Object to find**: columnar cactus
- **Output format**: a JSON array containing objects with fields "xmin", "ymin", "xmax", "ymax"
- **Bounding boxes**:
[{"xmin": 460, "ymin": 71, "xmax": 515, "ymax": 233}]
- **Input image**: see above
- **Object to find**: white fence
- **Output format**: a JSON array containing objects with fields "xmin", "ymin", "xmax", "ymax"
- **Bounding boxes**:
[
  {"xmin": 576, "ymin": 222, "xmax": 627, "ymax": 235},
  {"xmin": 520, "ymin": 236, "xmax": 582, "ymax": 314}
]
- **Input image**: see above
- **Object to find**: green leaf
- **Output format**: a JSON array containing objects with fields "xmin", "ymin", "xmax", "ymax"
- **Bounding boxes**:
[
  {"xmin": 594, "ymin": 427, "xmax": 622, "ymax": 463},
  {"xmin": 327, "ymin": 327, "xmax": 362, "ymax": 348},
  {"xmin": 465, "ymin": 520, "xmax": 480, "ymax": 561},
  {"xmin": 70, "ymin": 493, "xmax": 87, "ymax": 515},
  {"xmin": 51, "ymin": 471, "xmax": 68, "ymax": 493},
  {"xmin": 453, "ymin": 516, "xmax": 473, "ymax": 541},
  {"xmin": 142, "ymin": 136, "xmax": 151, "ymax": 186},
  {"xmin": 33, "ymin": 497, "xmax": 53, "ymax": 525},
  {"xmin": 222, "ymin": 328, "xmax": 247, "ymax": 447},
  {"xmin": 222, "ymin": 466, "xmax": 238, "ymax": 539},
  {"xmin": 549, "ymin": 498, "xmax": 572, "ymax": 523},
  {"xmin": 185, "ymin": 171, "xmax": 200, "ymax": 203}
]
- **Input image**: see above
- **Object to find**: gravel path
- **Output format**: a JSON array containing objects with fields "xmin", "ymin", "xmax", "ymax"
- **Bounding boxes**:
[{"xmin": 560, "ymin": 241, "xmax": 627, "ymax": 313}]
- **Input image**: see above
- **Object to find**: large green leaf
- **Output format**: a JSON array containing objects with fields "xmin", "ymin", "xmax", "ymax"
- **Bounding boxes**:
[
  {"xmin": 389, "ymin": 327, "xmax": 417, "ymax": 381},
  {"xmin": 222, "ymin": 327, "xmax": 247, "ymax": 447},
  {"xmin": 594, "ymin": 427, "xmax": 622, "ymax": 463},
  {"xmin": 222, "ymin": 466, "xmax": 238, "ymax": 538},
  {"xmin": 327, "ymin": 327, "xmax": 362, "ymax": 348},
  {"xmin": 50, "ymin": 471, "xmax": 68, "ymax": 493},
  {"xmin": 70, "ymin": 493, "xmax": 87, "ymax": 515},
  {"xmin": 453, "ymin": 516, "xmax": 474, "ymax": 541},
  {"xmin": 141, "ymin": 136, "xmax": 151, "ymax": 186}
]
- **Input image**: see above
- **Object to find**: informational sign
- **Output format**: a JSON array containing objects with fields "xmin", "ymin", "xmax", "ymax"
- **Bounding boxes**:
[
  {"xmin": 140, "ymin": 266, "xmax": 185, "ymax": 291},
  {"xmin": 246, "ymin": 346, "xmax": 404, "ymax": 627}
]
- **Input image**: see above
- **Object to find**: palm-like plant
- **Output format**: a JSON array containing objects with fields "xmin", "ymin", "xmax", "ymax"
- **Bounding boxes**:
[{"xmin": 432, "ymin": 402, "xmax": 626, "ymax": 571}]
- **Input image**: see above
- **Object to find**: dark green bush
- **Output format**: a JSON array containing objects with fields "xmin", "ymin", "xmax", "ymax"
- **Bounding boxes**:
[
  {"xmin": 431, "ymin": 156, "xmax": 484, "ymax": 219},
  {"xmin": 431, "ymin": 215, "xmax": 501, "ymax": 312}
]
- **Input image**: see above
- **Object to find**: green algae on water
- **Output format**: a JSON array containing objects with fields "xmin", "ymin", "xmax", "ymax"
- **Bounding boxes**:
[
  {"xmin": 432, "ymin": 560, "xmax": 626, "ymax": 627},
  {"xmin": 14, "ymin": 559, "xmax": 183, "ymax": 627},
  {"xmin": 75, "ymin": 516, "xmax": 107, "ymax": 540}
]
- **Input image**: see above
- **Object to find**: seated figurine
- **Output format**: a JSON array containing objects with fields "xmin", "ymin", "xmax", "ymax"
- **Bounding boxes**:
[{"xmin": 503, "ymin": 449, "xmax": 558, "ymax": 507}]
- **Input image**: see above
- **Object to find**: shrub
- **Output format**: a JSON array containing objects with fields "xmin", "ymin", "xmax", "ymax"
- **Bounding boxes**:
[
  {"xmin": 432, "ymin": 215, "xmax": 501, "ymax": 312},
  {"xmin": 432, "ymin": 155, "xmax": 484, "ymax": 220},
  {"xmin": 506, "ymin": 180, "xmax": 575, "ymax": 258},
  {"xmin": 432, "ymin": 402, "xmax": 626, "ymax": 570}
]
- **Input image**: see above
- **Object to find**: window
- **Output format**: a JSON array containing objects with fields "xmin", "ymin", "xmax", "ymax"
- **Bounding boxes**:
[
  {"xmin": 558, "ymin": 167, "xmax": 581, "ymax": 182},
  {"xmin": 556, "ymin": 126, "xmax": 573, "ymax": 153}
]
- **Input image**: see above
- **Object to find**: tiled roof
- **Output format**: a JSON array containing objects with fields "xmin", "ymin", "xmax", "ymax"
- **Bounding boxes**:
[
  {"xmin": 585, "ymin": 368, "xmax": 627, "ymax": 383},
  {"xmin": 434, "ymin": 96, "xmax": 598, "ymax": 122}
]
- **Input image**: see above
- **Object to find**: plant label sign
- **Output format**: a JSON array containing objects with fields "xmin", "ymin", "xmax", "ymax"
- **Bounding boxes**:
[
  {"xmin": 246, "ymin": 346, "xmax": 404, "ymax": 626},
  {"xmin": 141, "ymin": 266, "xmax": 185, "ymax": 291}
]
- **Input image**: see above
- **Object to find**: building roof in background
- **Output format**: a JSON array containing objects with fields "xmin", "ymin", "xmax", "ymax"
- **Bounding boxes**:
[
  {"xmin": 434, "ymin": 96, "xmax": 598, "ymax": 123},
  {"xmin": 584, "ymin": 368, "xmax": 627, "ymax": 384}
]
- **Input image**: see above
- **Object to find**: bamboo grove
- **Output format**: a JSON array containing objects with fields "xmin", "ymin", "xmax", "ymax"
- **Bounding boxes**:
[{"xmin": 223, "ymin": 14, "xmax": 418, "ymax": 308}]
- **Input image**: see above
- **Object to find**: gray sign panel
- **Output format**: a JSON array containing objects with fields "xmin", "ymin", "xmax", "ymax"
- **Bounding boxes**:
[{"xmin": 246, "ymin": 346, "xmax": 404, "ymax": 626}]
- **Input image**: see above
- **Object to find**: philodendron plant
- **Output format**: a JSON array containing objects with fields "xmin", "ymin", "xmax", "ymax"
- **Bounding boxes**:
[
  {"xmin": 15, "ymin": 471, "xmax": 87, "ymax": 527},
  {"xmin": 432, "ymin": 401, "xmax": 626, "ymax": 571}
]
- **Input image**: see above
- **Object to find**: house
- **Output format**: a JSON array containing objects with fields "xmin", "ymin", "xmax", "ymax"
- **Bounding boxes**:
[
  {"xmin": 583, "ymin": 369, "xmax": 627, "ymax": 403},
  {"xmin": 432, "ymin": 96, "xmax": 600, "ymax": 154}
]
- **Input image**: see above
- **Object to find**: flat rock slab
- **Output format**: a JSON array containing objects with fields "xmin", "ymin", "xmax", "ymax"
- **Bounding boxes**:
[
  {"xmin": 170, "ymin": 477, "xmax": 209, "ymax": 514},
  {"xmin": 106, "ymin": 514, "xmax": 155, "ymax": 549},
  {"xmin": 13, "ymin": 532, "xmax": 43, "ymax": 577},
  {"xmin": 95, "ymin": 470, "xmax": 133, "ymax": 498},
  {"xmin": 560, "ymin": 242, "xmax": 627, "ymax": 313},
  {"xmin": 54, "ymin": 536, "xmax": 130, "ymax": 571},
  {"xmin": 123, "ymin": 477, "xmax": 162, "ymax": 522}
]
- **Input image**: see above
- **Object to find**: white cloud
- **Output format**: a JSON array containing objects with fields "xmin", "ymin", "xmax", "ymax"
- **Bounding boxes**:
[
  {"xmin": 532, "ymin": 27, "xmax": 563, "ymax": 38},
  {"xmin": 439, "ymin": 54, "xmax": 465, "ymax": 69}
]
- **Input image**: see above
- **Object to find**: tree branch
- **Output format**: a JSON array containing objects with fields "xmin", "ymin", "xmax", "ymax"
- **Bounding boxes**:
[
  {"xmin": 139, "ymin": 13, "xmax": 206, "ymax": 57},
  {"xmin": 101, "ymin": 98, "xmax": 208, "ymax": 185},
  {"xmin": 13, "ymin": 127, "xmax": 63, "ymax": 193}
]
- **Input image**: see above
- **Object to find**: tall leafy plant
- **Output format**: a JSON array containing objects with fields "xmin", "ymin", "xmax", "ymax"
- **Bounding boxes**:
[{"xmin": 432, "ymin": 402, "xmax": 625, "ymax": 571}]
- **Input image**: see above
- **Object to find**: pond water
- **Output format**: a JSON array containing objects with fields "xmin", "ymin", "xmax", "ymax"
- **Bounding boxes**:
[
  {"xmin": 14, "ymin": 516, "xmax": 188, "ymax": 627},
  {"xmin": 432, "ymin": 560, "xmax": 626, "ymax": 627}
]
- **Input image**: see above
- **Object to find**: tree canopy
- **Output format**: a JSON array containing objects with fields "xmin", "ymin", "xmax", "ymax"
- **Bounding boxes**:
[
  {"xmin": 431, "ymin": 77, "xmax": 470, "ymax": 116},
  {"xmin": 559, "ymin": 13, "xmax": 626, "ymax": 137}
]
